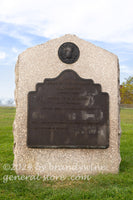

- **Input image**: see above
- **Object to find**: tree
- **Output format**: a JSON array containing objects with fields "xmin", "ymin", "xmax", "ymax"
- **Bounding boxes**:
[
  {"xmin": 120, "ymin": 76, "xmax": 133, "ymax": 104},
  {"xmin": 6, "ymin": 99, "xmax": 15, "ymax": 106}
]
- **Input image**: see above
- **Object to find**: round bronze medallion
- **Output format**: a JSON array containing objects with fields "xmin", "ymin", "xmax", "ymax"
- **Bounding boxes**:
[{"xmin": 58, "ymin": 42, "xmax": 80, "ymax": 64}]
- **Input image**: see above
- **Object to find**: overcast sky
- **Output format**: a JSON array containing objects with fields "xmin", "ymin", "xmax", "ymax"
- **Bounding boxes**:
[{"xmin": 0, "ymin": 0, "xmax": 133, "ymax": 99}]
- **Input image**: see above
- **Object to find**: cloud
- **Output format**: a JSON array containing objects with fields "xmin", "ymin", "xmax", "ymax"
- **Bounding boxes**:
[
  {"xmin": 0, "ymin": 22, "xmax": 35, "ymax": 46},
  {"xmin": 12, "ymin": 47, "xmax": 19, "ymax": 53},
  {"xmin": 120, "ymin": 65, "xmax": 133, "ymax": 83},
  {"xmin": 0, "ymin": 51, "xmax": 6, "ymax": 59},
  {"xmin": 121, "ymin": 65, "xmax": 133, "ymax": 74},
  {"xmin": 0, "ymin": 0, "xmax": 133, "ymax": 43}
]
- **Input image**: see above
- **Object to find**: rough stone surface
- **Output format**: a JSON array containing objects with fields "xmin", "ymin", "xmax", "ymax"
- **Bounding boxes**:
[{"xmin": 13, "ymin": 34, "xmax": 121, "ymax": 176}]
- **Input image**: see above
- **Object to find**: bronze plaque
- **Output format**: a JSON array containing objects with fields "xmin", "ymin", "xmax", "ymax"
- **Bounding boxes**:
[
  {"xmin": 58, "ymin": 42, "xmax": 80, "ymax": 64},
  {"xmin": 27, "ymin": 70, "xmax": 109, "ymax": 148}
]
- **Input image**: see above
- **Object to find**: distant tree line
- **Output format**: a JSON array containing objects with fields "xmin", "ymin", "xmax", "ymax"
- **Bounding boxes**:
[
  {"xmin": 120, "ymin": 76, "xmax": 133, "ymax": 104},
  {"xmin": 0, "ymin": 98, "xmax": 15, "ymax": 106}
]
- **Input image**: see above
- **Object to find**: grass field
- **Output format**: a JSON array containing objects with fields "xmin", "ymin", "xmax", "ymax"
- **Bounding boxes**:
[{"xmin": 0, "ymin": 107, "xmax": 133, "ymax": 199}]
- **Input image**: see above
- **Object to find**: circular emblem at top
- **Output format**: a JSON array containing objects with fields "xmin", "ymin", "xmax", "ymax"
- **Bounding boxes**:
[{"xmin": 58, "ymin": 42, "xmax": 80, "ymax": 64}]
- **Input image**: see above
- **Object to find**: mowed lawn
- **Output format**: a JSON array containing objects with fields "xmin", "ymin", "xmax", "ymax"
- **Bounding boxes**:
[{"xmin": 0, "ymin": 107, "xmax": 133, "ymax": 200}]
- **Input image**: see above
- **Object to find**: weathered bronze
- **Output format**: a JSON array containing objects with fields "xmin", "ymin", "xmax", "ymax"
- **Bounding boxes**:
[
  {"xmin": 27, "ymin": 70, "xmax": 109, "ymax": 148},
  {"xmin": 58, "ymin": 42, "xmax": 80, "ymax": 64}
]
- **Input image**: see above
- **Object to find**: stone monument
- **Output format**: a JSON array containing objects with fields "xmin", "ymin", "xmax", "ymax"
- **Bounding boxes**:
[{"xmin": 13, "ymin": 34, "xmax": 121, "ymax": 177}]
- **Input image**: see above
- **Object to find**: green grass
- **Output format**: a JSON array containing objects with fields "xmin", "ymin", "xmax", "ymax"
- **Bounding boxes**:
[{"xmin": 0, "ymin": 107, "xmax": 133, "ymax": 199}]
